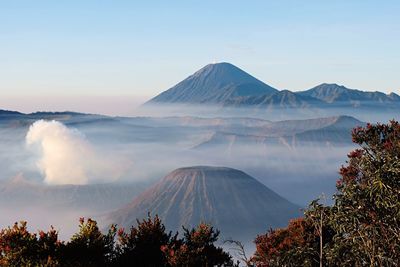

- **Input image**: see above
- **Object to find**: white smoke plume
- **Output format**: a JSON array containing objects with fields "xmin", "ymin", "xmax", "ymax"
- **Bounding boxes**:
[{"xmin": 26, "ymin": 120, "xmax": 123, "ymax": 185}]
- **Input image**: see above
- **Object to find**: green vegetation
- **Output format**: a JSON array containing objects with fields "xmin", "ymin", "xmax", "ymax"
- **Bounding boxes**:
[
  {"xmin": 1, "ymin": 121, "xmax": 399, "ymax": 266},
  {"xmin": 253, "ymin": 121, "xmax": 400, "ymax": 266},
  {"xmin": 0, "ymin": 215, "xmax": 236, "ymax": 267}
]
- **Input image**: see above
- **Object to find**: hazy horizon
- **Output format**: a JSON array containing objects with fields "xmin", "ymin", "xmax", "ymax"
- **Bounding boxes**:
[
  {"xmin": 1, "ymin": 1, "xmax": 400, "ymax": 115},
  {"xmin": 0, "ymin": 95, "xmax": 148, "ymax": 116}
]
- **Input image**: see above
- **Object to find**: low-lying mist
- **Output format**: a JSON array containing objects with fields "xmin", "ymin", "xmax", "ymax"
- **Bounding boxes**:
[
  {"xmin": 1, "ymin": 114, "xmax": 355, "ymax": 203},
  {"xmin": 137, "ymin": 103, "xmax": 399, "ymax": 123},
  {"xmin": 0, "ymin": 107, "xmax": 368, "ymax": 242}
]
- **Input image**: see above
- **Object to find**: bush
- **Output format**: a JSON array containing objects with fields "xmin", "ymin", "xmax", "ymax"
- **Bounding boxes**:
[
  {"xmin": 162, "ymin": 223, "xmax": 236, "ymax": 267},
  {"xmin": 114, "ymin": 214, "xmax": 174, "ymax": 267},
  {"xmin": 0, "ymin": 221, "xmax": 61, "ymax": 266},
  {"xmin": 61, "ymin": 218, "xmax": 116, "ymax": 267},
  {"xmin": 252, "ymin": 121, "xmax": 400, "ymax": 266},
  {"xmin": 0, "ymin": 216, "xmax": 236, "ymax": 266}
]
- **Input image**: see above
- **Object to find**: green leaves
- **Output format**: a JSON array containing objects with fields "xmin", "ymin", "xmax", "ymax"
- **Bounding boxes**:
[
  {"xmin": 0, "ymin": 221, "xmax": 61, "ymax": 266},
  {"xmin": 327, "ymin": 121, "xmax": 400, "ymax": 265},
  {"xmin": 1, "ymin": 216, "xmax": 236, "ymax": 266},
  {"xmin": 253, "ymin": 120, "xmax": 400, "ymax": 266}
]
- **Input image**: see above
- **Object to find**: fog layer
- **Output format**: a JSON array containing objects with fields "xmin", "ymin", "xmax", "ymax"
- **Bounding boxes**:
[{"xmin": 0, "ymin": 109, "xmax": 364, "ymax": 240}]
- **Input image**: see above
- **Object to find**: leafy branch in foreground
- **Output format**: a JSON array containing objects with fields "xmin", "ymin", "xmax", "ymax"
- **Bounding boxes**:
[{"xmin": 252, "ymin": 120, "xmax": 400, "ymax": 267}]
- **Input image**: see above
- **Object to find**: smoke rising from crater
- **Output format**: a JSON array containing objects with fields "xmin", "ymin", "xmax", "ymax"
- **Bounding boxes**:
[{"xmin": 26, "ymin": 120, "xmax": 124, "ymax": 185}]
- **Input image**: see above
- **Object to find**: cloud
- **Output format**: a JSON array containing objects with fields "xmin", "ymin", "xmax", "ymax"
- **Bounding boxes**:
[{"xmin": 26, "ymin": 120, "xmax": 123, "ymax": 185}]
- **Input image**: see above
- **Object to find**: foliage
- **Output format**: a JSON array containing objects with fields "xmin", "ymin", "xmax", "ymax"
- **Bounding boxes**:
[
  {"xmin": 114, "ymin": 214, "xmax": 174, "ymax": 267},
  {"xmin": 61, "ymin": 217, "xmax": 116, "ymax": 267},
  {"xmin": 328, "ymin": 121, "xmax": 400, "ymax": 266},
  {"xmin": 162, "ymin": 223, "xmax": 236, "ymax": 267},
  {"xmin": 252, "ymin": 121, "xmax": 400, "ymax": 266},
  {"xmin": 0, "ymin": 221, "xmax": 61, "ymax": 266},
  {"xmin": 252, "ymin": 216, "xmax": 333, "ymax": 267},
  {"xmin": 0, "ymin": 216, "xmax": 235, "ymax": 266}
]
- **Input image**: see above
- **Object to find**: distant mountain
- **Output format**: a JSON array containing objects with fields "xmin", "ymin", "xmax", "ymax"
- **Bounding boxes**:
[
  {"xmin": 192, "ymin": 115, "xmax": 363, "ymax": 150},
  {"xmin": 0, "ymin": 110, "xmax": 112, "ymax": 129},
  {"xmin": 106, "ymin": 166, "xmax": 300, "ymax": 241},
  {"xmin": 293, "ymin": 115, "xmax": 365, "ymax": 144},
  {"xmin": 224, "ymin": 90, "xmax": 323, "ymax": 109},
  {"xmin": 146, "ymin": 63, "xmax": 400, "ymax": 111},
  {"xmin": 0, "ymin": 109, "xmax": 23, "ymax": 115},
  {"xmin": 147, "ymin": 62, "xmax": 278, "ymax": 104},
  {"xmin": 297, "ymin": 83, "xmax": 400, "ymax": 107},
  {"xmin": 388, "ymin": 92, "xmax": 400, "ymax": 101}
]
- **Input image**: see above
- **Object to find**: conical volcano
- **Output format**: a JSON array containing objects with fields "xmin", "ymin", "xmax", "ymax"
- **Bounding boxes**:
[
  {"xmin": 147, "ymin": 63, "xmax": 278, "ymax": 104},
  {"xmin": 107, "ymin": 166, "xmax": 300, "ymax": 241}
]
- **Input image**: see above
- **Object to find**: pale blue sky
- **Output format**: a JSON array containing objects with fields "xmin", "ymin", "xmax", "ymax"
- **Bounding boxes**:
[{"xmin": 1, "ymin": 1, "xmax": 399, "ymax": 113}]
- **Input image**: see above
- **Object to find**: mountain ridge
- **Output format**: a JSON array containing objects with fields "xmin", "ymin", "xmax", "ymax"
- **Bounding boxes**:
[
  {"xmin": 147, "ymin": 62, "xmax": 278, "ymax": 104},
  {"xmin": 298, "ymin": 83, "xmax": 399, "ymax": 105},
  {"xmin": 147, "ymin": 63, "xmax": 400, "ymax": 109}
]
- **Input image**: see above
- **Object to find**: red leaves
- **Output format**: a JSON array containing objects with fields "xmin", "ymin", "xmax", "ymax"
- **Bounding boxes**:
[
  {"xmin": 253, "ymin": 218, "xmax": 313, "ymax": 265},
  {"xmin": 39, "ymin": 230, "xmax": 46, "ymax": 240},
  {"xmin": 340, "ymin": 120, "xmax": 400, "ymax": 190},
  {"xmin": 339, "ymin": 165, "xmax": 359, "ymax": 185},
  {"xmin": 348, "ymin": 149, "xmax": 363, "ymax": 159},
  {"xmin": 254, "ymin": 120, "xmax": 400, "ymax": 266},
  {"xmin": 351, "ymin": 126, "xmax": 365, "ymax": 144},
  {"xmin": 0, "ymin": 221, "xmax": 61, "ymax": 266},
  {"xmin": 383, "ymin": 140, "xmax": 393, "ymax": 150},
  {"xmin": 117, "ymin": 227, "xmax": 125, "ymax": 237},
  {"xmin": 0, "ymin": 216, "xmax": 233, "ymax": 266},
  {"xmin": 352, "ymin": 121, "xmax": 400, "ymax": 150},
  {"xmin": 333, "ymin": 120, "xmax": 400, "ymax": 264}
]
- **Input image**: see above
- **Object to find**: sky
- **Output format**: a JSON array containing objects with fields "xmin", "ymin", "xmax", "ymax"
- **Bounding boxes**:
[{"xmin": 1, "ymin": 1, "xmax": 399, "ymax": 115}]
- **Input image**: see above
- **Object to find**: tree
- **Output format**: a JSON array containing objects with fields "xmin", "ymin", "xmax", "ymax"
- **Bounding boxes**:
[
  {"xmin": 162, "ymin": 223, "xmax": 236, "ymax": 267},
  {"xmin": 61, "ymin": 218, "xmax": 116, "ymax": 267},
  {"xmin": 114, "ymin": 214, "xmax": 174, "ymax": 267},
  {"xmin": 36, "ymin": 226, "xmax": 62, "ymax": 266},
  {"xmin": 0, "ymin": 216, "xmax": 239, "ymax": 266},
  {"xmin": 304, "ymin": 198, "xmax": 334, "ymax": 267},
  {"xmin": 0, "ymin": 221, "xmax": 61, "ymax": 266},
  {"xmin": 252, "ymin": 120, "xmax": 400, "ymax": 266},
  {"xmin": 329, "ymin": 121, "xmax": 400, "ymax": 266},
  {"xmin": 252, "ymin": 217, "xmax": 325, "ymax": 267}
]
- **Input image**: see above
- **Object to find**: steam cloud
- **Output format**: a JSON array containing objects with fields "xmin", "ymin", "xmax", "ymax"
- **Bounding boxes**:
[{"xmin": 26, "ymin": 120, "xmax": 123, "ymax": 185}]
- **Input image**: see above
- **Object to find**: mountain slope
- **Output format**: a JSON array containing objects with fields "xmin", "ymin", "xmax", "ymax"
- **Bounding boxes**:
[
  {"xmin": 224, "ymin": 90, "xmax": 323, "ymax": 108},
  {"xmin": 293, "ymin": 115, "xmax": 364, "ymax": 144},
  {"xmin": 145, "ymin": 63, "xmax": 400, "ymax": 112},
  {"xmin": 106, "ymin": 166, "xmax": 300, "ymax": 241},
  {"xmin": 147, "ymin": 62, "xmax": 278, "ymax": 104},
  {"xmin": 298, "ymin": 83, "xmax": 400, "ymax": 106},
  {"xmin": 0, "ymin": 110, "xmax": 23, "ymax": 115},
  {"xmin": 192, "ymin": 115, "xmax": 363, "ymax": 150}
]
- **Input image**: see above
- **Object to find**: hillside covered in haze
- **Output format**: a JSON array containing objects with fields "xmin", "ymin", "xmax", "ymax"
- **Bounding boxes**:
[{"xmin": 106, "ymin": 166, "xmax": 301, "ymax": 242}]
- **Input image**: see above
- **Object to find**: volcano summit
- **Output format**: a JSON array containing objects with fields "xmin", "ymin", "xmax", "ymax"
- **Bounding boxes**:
[{"xmin": 107, "ymin": 166, "xmax": 300, "ymax": 241}]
